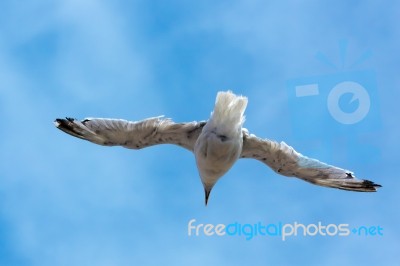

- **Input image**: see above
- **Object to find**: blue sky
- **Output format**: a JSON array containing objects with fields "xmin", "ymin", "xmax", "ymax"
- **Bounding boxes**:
[{"xmin": 0, "ymin": 1, "xmax": 399, "ymax": 265}]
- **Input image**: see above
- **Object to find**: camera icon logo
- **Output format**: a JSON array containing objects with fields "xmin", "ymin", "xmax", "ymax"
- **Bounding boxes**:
[
  {"xmin": 286, "ymin": 43, "xmax": 381, "ymax": 161},
  {"xmin": 327, "ymin": 81, "xmax": 370, "ymax": 125},
  {"xmin": 294, "ymin": 78, "xmax": 372, "ymax": 126}
]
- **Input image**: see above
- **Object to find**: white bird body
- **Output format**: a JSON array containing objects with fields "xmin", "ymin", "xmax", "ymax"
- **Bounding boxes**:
[
  {"xmin": 194, "ymin": 92, "xmax": 247, "ymax": 203},
  {"xmin": 54, "ymin": 91, "xmax": 381, "ymax": 205}
]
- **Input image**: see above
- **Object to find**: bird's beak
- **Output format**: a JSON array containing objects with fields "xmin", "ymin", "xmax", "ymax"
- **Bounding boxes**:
[{"xmin": 204, "ymin": 187, "xmax": 212, "ymax": 206}]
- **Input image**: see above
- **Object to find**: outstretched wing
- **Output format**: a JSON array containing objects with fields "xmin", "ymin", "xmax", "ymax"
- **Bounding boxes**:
[
  {"xmin": 240, "ymin": 131, "xmax": 381, "ymax": 192},
  {"xmin": 54, "ymin": 116, "xmax": 206, "ymax": 152}
]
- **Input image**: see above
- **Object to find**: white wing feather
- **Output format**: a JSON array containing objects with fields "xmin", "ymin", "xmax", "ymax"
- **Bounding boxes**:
[
  {"xmin": 54, "ymin": 116, "xmax": 381, "ymax": 192},
  {"xmin": 54, "ymin": 117, "xmax": 206, "ymax": 151},
  {"xmin": 240, "ymin": 131, "xmax": 381, "ymax": 192}
]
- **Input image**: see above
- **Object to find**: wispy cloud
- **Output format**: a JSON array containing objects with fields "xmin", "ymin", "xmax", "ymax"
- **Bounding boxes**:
[{"xmin": 0, "ymin": 0, "xmax": 398, "ymax": 265}]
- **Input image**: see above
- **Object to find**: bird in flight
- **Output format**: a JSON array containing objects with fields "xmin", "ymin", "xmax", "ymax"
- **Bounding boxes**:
[{"xmin": 54, "ymin": 91, "xmax": 381, "ymax": 205}]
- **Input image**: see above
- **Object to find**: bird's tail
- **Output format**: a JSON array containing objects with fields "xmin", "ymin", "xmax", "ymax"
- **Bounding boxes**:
[{"xmin": 208, "ymin": 91, "xmax": 248, "ymax": 135}]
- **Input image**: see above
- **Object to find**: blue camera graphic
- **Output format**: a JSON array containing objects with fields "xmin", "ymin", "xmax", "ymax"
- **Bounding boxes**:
[{"xmin": 287, "ymin": 58, "xmax": 381, "ymax": 162}]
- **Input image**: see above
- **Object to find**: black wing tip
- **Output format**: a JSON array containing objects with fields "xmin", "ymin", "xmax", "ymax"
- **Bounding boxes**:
[
  {"xmin": 363, "ymin": 180, "xmax": 382, "ymax": 191},
  {"xmin": 320, "ymin": 178, "xmax": 382, "ymax": 193},
  {"xmin": 340, "ymin": 179, "xmax": 382, "ymax": 192},
  {"xmin": 54, "ymin": 117, "xmax": 76, "ymax": 128},
  {"xmin": 53, "ymin": 117, "xmax": 86, "ymax": 140}
]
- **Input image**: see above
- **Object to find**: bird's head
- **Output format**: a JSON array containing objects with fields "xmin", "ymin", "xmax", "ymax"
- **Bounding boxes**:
[
  {"xmin": 198, "ymin": 167, "xmax": 227, "ymax": 205},
  {"xmin": 202, "ymin": 181, "xmax": 215, "ymax": 206}
]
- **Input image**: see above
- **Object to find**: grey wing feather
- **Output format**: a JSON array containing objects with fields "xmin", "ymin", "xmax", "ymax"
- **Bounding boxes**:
[
  {"xmin": 240, "ymin": 131, "xmax": 381, "ymax": 192},
  {"xmin": 54, "ymin": 116, "xmax": 206, "ymax": 151}
]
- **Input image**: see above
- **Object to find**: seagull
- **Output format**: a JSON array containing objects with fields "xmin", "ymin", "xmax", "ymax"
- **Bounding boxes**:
[{"xmin": 54, "ymin": 91, "xmax": 381, "ymax": 205}]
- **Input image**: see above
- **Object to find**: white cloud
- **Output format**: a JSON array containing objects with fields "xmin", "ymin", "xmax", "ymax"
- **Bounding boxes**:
[{"xmin": 0, "ymin": 0, "xmax": 399, "ymax": 265}]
